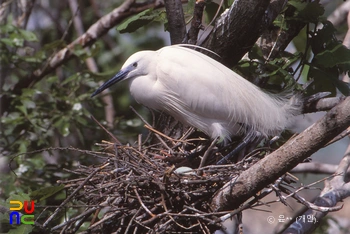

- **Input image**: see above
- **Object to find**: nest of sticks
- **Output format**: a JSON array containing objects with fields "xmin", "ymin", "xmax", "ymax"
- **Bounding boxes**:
[{"xmin": 50, "ymin": 117, "xmax": 266, "ymax": 233}]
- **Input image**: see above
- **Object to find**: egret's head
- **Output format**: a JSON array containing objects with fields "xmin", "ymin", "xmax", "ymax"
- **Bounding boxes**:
[{"xmin": 91, "ymin": 51, "xmax": 152, "ymax": 97}]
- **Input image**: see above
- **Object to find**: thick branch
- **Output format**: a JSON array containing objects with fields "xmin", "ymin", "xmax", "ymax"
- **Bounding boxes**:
[
  {"xmin": 201, "ymin": 0, "xmax": 271, "ymax": 67},
  {"xmin": 303, "ymin": 96, "xmax": 345, "ymax": 113},
  {"xmin": 211, "ymin": 97, "xmax": 350, "ymax": 212},
  {"xmin": 164, "ymin": 0, "xmax": 187, "ymax": 44},
  {"xmin": 187, "ymin": 0, "xmax": 206, "ymax": 44}
]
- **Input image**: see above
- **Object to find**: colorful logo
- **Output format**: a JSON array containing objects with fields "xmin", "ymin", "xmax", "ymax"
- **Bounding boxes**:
[{"xmin": 9, "ymin": 200, "xmax": 35, "ymax": 225}]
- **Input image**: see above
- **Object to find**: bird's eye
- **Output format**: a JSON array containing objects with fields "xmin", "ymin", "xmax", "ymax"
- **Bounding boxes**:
[{"xmin": 132, "ymin": 62, "xmax": 138, "ymax": 68}]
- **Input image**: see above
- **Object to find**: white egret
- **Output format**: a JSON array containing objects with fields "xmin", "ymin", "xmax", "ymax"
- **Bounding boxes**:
[{"xmin": 92, "ymin": 45, "xmax": 301, "ymax": 163}]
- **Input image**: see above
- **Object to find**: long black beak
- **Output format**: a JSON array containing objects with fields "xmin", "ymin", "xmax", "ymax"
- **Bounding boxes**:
[{"xmin": 91, "ymin": 69, "xmax": 130, "ymax": 97}]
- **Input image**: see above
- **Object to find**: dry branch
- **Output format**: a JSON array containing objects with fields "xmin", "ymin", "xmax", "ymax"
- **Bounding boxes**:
[
  {"xmin": 46, "ymin": 143, "xmax": 257, "ymax": 233},
  {"xmin": 211, "ymin": 97, "xmax": 350, "ymax": 212}
]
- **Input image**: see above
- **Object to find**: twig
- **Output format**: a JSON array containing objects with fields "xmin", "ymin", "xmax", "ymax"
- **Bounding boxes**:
[
  {"xmin": 134, "ymin": 187, "xmax": 155, "ymax": 217},
  {"xmin": 283, "ymin": 173, "xmax": 339, "ymax": 201},
  {"xmin": 43, "ymin": 162, "xmax": 110, "ymax": 227},
  {"xmin": 51, "ymin": 207, "xmax": 99, "ymax": 231},
  {"xmin": 125, "ymin": 207, "xmax": 142, "ymax": 233},
  {"xmin": 199, "ymin": 137, "xmax": 218, "ymax": 169},
  {"xmin": 218, "ymin": 189, "xmax": 273, "ymax": 223},
  {"xmin": 290, "ymin": 188, "xmax": 343, "ymax": 212},
  {"xmin": 325, "ymin": 126, "xmax": 350, "ymax": 147},
  {"xmin": 87, "ymin": 211, "xmax": 120, "ymax": 230},
  {"xmin": 91, "ymin": 115, "xmax": 121, "ymax": 144},
  {"xmin": 130, "ymin": 106, "xmax": 174, "ymax": 150}
]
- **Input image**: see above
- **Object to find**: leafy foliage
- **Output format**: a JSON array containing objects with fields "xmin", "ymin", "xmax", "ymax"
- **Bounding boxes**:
[
  {"xmin": 0, "ymin": 1, "xmax": 349, "ymax": 233},
  {"xmin": 117, "ymin": 9, "xmax": 167, "ymax": 33},
  {"xmin": 236, "ymin": 1, "xmax": 350, "ymax": 96},
  {"xmin": 310, "ymin": 22, "xmax": 350, "ymax": 95},
  {"xmin": 0, "ymin": 3, "xmax": 167, "ymax": 233},
  {"xmin": 288, "ymin": 0, "xmax": 325, "ymax": 23}
]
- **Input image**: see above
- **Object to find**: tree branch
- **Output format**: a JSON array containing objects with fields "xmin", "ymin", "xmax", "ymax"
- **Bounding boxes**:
[
  {"xmin": 187, "ymin": 0, "xmax": 206, "ymax": 44},
  {"xmin": 291, "ymin": 162, "xmax": 342, "ymax": 175},
  {"xmin": 303, "ymin": 96, "xmax": 345, "ymax": 113},
  {"xmin": 164, "ymin": 0, "xmax": 187, "ymax": 44},
  {"xmin": 211, "ymin": 97, "xmax": 350, "ymax": 212},
  {"xmin": 201, "ymin": 0, "xmax": 271, "ymax": 67}
]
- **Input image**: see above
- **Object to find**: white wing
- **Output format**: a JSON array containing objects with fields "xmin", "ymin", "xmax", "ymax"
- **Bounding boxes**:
[{"xmin": 154, "ymin": 46, "xmax": 298, "ymax": 138}]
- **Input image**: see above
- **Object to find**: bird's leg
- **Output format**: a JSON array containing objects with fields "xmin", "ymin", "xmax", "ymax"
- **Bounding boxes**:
[
  {"xmin": 269, "ymin": 135, "xmax": 280, "ymax": 145},
  {"xmin": 304, "ymin": 92, "xmax": 331, "ymax": 104},
  {"xmin": 199, "ymin": 137, "xmax": 219, "ymax": 168},
  {"xmin": 185, "ymin": 144, "xmax": 207, "ymax": 161},
  {"xmin": 216, "ymin": 132, "xmax": 262, "ymax": 165},
  {"xmin": 216, "ymin": 140, "xmax": 249, "ymax": 165}
]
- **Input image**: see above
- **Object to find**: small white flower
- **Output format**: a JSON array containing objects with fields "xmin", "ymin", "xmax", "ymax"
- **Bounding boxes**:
[{"xmin": 72, "ymin": 103, "xmax": 82, "ymax": 111}]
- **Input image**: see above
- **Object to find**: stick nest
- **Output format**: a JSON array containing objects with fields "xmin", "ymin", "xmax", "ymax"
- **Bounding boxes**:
[{"xmin": 55, "ymin": 138, "xmax": 260, "ymax": 233}]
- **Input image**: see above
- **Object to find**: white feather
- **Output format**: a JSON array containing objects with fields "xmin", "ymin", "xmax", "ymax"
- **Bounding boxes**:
[{"xmin": 115, "ymin": 45, "xmax": 301, "ymax": 142}]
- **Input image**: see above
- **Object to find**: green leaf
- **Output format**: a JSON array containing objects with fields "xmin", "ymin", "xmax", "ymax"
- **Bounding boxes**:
[
  {"xmin": 1, "ymin": 112, "xmax": 22, "ymax": 124},
  {"xmin": 19, "ymin": 29, "xmax": 38, "ymax": 42},
  {"xmin": 21, "ymin": 56, "xmax": 41, "ymax": 63},
  {"xmin": 314, "ymin": 44, "xmax": 350, "ymax": 68},
  {"xmin": 117, "ymin": 9, "xmax": 165, "ymax": 33},
  {"xmin": 288, "ymin": 0, "xmax": 324, "ymax": 23},
  {"xmin": 9, "ymin": 34, "xmax": 25, "ymax": 47},
  {"xmin": 2, "ymin": 75, "xmax": 19, "ymax": 91},
  {"xmin": 223, "ymin": 0, "xmax": 235, "ymax": 9},
  {"xmin": 30, "ymin": 185, "xmax": 65, "ymax": 202},
  {"xmin": 53, "ymin": 117, "xmax": 70, "ymax": 137},
  {"xmin": 21, "ymin": 99, "xmax": 36, "ymax": 109},
  {"xmin": 310, "ymin": 21, "xmax": 338, "ymax": 55},
  {"xmin": 125, "ymin": 118, "xmax": 142, "ymax": 127},
  {"xmin": 62, "ymin": 73, "xmax": 79, "ymax": 85},
  {"xmin": 19, "ymin": 141, "xmax": 28, "ymax": 154},
  {"xmin": 0, "ymin": 38, "xmax": 15, "ymax": 46},
  {"xmin": 75, "ymin": 115, "xmax": 88, "ymax": 125},
  {"xmin": 204, "ymin": 2, "xmax": 223, "ymax": 24},
  {"xmin": 334, "ymin": 79, "xmax": 350, "ymax": 96},
  {"xmin": 43, "ymin": 40, "xmax": 66, "ymax": 50},
  {"xmin": 16, "ymin": 105, "xmax": 28, "ymax": 116},
  {"xmin": 185, "ymin": 0, "xmax": 196, "ymax": 16},
  {"xmin": 0, "ymin": 24, "xmax": 16, "ymax": 34},
  {"xmin": 72, "ymin": 44, "xmax": 90, "ymax": 59},
  {"xmin": 307, "ymin": 66, "xmax": 337, "ymax": 95},
  {"xmin": 21, "ymin": 88, "xmax": 36, "ymax": 97},
  {"xmin": 6, "ymin": 193, "xmax": 31, "ymax": 206},
  {"xmin": 8, "ymin": 225, "xmax": 33, "ymax": 234}
]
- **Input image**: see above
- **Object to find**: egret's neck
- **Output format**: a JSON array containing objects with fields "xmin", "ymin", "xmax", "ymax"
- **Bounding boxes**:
[{"xmin": 129, "ymin": 75, "xmax": 160, "ymax": 110}]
